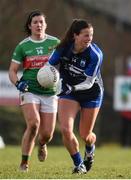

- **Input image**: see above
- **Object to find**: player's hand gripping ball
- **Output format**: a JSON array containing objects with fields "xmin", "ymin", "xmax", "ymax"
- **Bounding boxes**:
[{"xmin": 37, "ymin": 64, "xmax": 60, "ymax": 88}]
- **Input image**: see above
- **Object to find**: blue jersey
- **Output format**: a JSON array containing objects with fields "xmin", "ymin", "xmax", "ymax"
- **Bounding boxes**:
[{"xmin": 49, "ymin": 43, "xmax": 104, "ymax": 107}]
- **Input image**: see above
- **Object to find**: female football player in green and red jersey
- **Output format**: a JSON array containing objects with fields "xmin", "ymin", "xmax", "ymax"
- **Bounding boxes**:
[{"xmin": 9, "ymin": 10, "xmax": 60, "ymax": 172}]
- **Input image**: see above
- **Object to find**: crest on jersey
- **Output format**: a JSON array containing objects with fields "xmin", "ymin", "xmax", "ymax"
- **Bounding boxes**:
[
  {"xmin": 48, "ymin": 46, "xmax": 55, "ymax": 52},
  {"xmin": 80, "ymin": 59, "xmax": 86, "ymax": 67}
]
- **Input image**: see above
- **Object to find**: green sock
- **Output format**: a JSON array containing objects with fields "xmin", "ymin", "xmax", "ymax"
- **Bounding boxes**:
[{"xmin": 22, "ymin": 155, "xmax": 29, "ymax": 163}]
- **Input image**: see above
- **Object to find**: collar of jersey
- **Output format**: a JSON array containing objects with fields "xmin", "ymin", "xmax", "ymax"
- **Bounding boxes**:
[
  {"xmin": 71, "ymin": 43, "xmax": 90, "ymax": 55},
  {"xmin": 29, "ymin": 35, "xmax": 47, "ymax": 43}
]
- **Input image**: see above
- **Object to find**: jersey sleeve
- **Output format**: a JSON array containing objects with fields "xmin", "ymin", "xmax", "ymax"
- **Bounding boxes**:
[
  {"xmin": 48, "ymin": 48, "xmax": 63, "ymax": 65},
  {"xmin": 85, "ymin": 44, "xmax": 103, "ymax": 77},
  {"xmin": 74, "ymin": 44, "xmax": 103, "ymax": 91},
  {"xmin": 12, "ymin": 44, "xmax": 24, "ymax": 64}
]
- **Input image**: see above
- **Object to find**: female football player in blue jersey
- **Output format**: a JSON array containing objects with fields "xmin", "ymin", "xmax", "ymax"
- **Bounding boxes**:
[{"xmin": 48, "ymin": 19, "xmax": 104, "ymax": 174}]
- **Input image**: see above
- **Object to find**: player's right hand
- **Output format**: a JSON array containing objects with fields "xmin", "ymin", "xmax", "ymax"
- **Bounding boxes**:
[
  {"xmin": 57, "ymin": 83, "xmax": 74, "ymax": 96},
  {"xmin": 15, "ymin": 80, "xmax": 29, "ymax": 92}
]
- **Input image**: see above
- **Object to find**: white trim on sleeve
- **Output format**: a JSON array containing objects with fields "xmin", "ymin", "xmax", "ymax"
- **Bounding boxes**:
[{"xmin": 12, "ymin": 59, "xmax": 21, "ymax": 64}]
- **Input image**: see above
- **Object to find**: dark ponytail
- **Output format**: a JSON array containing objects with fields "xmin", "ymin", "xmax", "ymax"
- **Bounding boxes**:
[{"xmin": 56, "ymin": 19, "xmax": 93, "ymax": 49}]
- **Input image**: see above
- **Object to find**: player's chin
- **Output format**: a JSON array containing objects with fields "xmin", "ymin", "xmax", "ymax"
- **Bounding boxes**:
[
  {"xmin": 86, "ymin": 42, "xmax": 91, "ymax": 46},
  {"xmin": 36, "ymin": 30, "xmax": 43, "ymax": 35}
]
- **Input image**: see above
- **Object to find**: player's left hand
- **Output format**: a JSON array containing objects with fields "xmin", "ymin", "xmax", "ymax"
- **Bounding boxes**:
[{"xmin": 15, "ymin": 80, "xmax": 29, "ymax": 92}]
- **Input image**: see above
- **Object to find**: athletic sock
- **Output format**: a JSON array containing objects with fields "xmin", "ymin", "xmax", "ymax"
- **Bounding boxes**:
[
  {"xmin": 85, "ymin": 144, "xmax": 95, "ymax": 154},
  {"xmin": 21, "ymin": 155, "xmax": 29, "ymax": 164},
  {"xmin": 71, "ymin": 152, "xmax": 83, "ymax": 167}
]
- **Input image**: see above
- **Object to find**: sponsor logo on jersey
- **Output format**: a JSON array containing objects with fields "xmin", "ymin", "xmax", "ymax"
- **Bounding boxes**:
[
  {"xmin": 23, "ymin": 55, "xmax": 49, "ymax": 69},
  {"xmin": 72, "ymin": 57, "xmax": 77, "ymax": 63}
]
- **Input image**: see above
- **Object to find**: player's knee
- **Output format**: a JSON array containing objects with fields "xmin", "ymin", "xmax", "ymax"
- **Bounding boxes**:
[
  {"xmin": 81, "ymin": 132, "xmax": 96, "ymax": 145},
  {"xmin": 41, "ymin": 132, "xmax": 53, "ymax": 143},
  {"xmin": 28, "ymin": 120, "xmax": 40, "ymax": 137},
  {"xmin": 61, "ymin": 127, "xmax": 73, "ymax": 140}
]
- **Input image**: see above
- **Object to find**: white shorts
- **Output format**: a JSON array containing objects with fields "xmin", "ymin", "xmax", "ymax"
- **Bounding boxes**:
[{"xmin": 19, "ymin": 92, "xmax": 58, "ymax": 113}]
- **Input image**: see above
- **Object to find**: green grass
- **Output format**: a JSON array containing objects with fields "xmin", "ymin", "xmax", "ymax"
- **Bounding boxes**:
[{"xmin": 0, "ymin": 145, "xmax": 131, "ymax": 179}]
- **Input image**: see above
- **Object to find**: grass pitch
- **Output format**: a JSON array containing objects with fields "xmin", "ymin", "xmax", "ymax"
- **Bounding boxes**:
[{"xmin": 0, "ymin": 145, "xmax": 131, "ymax": 179}]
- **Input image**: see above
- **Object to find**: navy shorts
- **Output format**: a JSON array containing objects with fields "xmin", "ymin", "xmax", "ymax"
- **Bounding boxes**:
[{"xmin": 59, "ymin": 83, "xmax": 104, "ymax": 108}]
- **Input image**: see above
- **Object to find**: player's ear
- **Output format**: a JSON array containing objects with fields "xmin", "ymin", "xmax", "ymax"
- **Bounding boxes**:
[
  {"xmin": 28, "ymin": 24, "xmax": 31, "ymax": 30},
  {"xmin": 73, "ymin": 33, "xmax": 77, "ymax": 40},
  {"xmin": 44, "ymin": 22, "xmax": 47, "ymax": 30}
]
